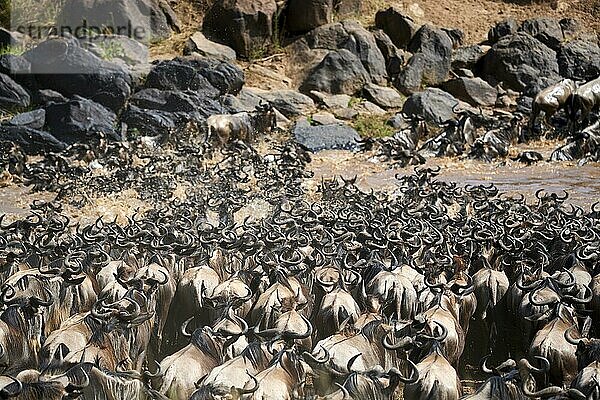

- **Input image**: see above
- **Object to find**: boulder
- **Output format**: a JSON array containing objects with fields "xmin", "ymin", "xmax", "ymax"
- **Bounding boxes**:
[
  {"xmin": 203, "ymin": 0, "xmax": 278, "ymax": 59},
  {"xmin": 557, "ymin": 39, "xmax": 600, "ymax": 80},
  {"xmin": 372, "ymin": 29, "xmax": 405, "ymax": 77},
  {"xmin": 303, "ymin": 21, "xmax": 387, "ymax": 85},
  {"xmin": 0, "ymin": 73, "xmax": 30, "ymax": 110},
  {"xmin": 34, "ymin": 90, "xmax": 68, "ymax": 105},
  {"xmin": 394, "ymin": 53, "xmax": 427, "ymax": 95},
  {"xmin": 84, "ymin": 35, "xmax": 150, "ymax": 66},
  {"xmin": 488, "ymin": 19, "xmax": 519, "ymax": 44},
  {"xmin": 184, "ymin": 32, "xmax": 237, "ymax": 61},
  {"xmin": 130, "ymin": 88, "xmax": 231, "ymax": 118},
  {"xmin": 8, "ymin": 109, "xmax": 46, "ymax": 130},
  {"xmin": 44, "ymin": 96, "xmax": 119, "ymax": 144},
  {"xmin": 441, "ymin": 77, "xmax": 497, "ymax": 107},
  {"xmin": 145, "ymin": 59, "xmax": 220, "ymax": 96},
  {"xmin": 245, "ymin": 88, "xmax": 315, "ymax": 117},
  {"xmin": 120, "ymin": 105, "xmax": 178, "ymax": 137},
  {"xmin": 482, "ymin": 32, "xmax": 559, "ymax": 92},
  {"xmin": 146, "ymin": 56, "xmax": 244, "ymax": 96},
  {"xmin": 57, "ymin": 0, "xmax": 180, "ymax": 42},
  {"xmin": 301, "ymin": 49, "xmax": 370, "ymax": 95},
  {"xmin": 375, "ymin": 7, "xmax": 418, "ymax": 49},
  {"xmin": 402, "ymin": 88, "xmax": 458, "ymax": 124},
  {"xmin": 0, "ymin": 126, "xmax": 66, "ymax": 154},
  {"xmin": 286, "ymin": 0, "xmax": 333, "ymax": 33},
  {"xmin": 353, "ymin": 100, "xmax": 386, "ymax": 116},
  {"xmin": 520, "ymin": 18, "xmax": 564, "ymax": 50},
  {"xmin": 407, "ymin": 25, "xmax": 453, "ymax": 86},
  {"xmin": 24, "ymin": 37, "xmax": 132, "ymax": 112},
  {"xmin": 451, "ymin": 45, "xmax": 489, "ymax": 71},
  {"xmin": 310, "ymin": 91, "xmax": 351, "ymax": 109},
  {"xmin": 341, "ymin": 20, "xmax": 388, "ymax": 85},
  {"xmin": 334, "ymin": 0, "xmax": 361, "ymax": 16},
  {"xmin": 293, "ymin": 119, "xmax": 360, "ymax": 151},
  {"xmin": 311, "ymin": 111, "xmax": 344, "ymax": 125},
  {"xmin": 0, "ymin": 55, "xmax": 31, "ymax": 76},
  {"xmin": 363, "ymin": 83, "xmax": 403, "ymax": 108},
  {"xmin": 304, "ymin": 22, "xmax": 351, "ymax": 50}
]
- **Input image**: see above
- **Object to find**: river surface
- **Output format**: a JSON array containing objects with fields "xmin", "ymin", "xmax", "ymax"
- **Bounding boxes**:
[{"xmin": 307, "ymin": 146, "xmax": 600, "ymax": 208}]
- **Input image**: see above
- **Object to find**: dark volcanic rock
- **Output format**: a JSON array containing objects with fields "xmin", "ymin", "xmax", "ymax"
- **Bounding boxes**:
[
  {"xmin": 286, "ymin": 0, "xmax": 333, "ymax": 33},
  {"xmin": 246, "ymin": 88, "xmax": 315, "ymax": 118},
  {"xmin": 301, "ymin": 49, "xmax": 370, "ymax": 95},
  {"xmin": 130, "ymin": 88, "xmax": 231, "ymax": 118},
  {"xmin": 145, "ymin": 59, "xmax": 220, "ymax": 96},
  {"xmin": 145, "ymin": 56, "xmax": 244, "ymax": 96},
  {"xmin": 304, "ymin": 22, "xmax": 350, "ymax": 50},
  {"xmin": 0, "ymin": 73, "xmax": 30, "ymax": 110},
  {"xmin": 372, "ymin": 29, "xmax": 405, "ymax": 77},
  {"xmin": 520, "ymin": 18, "xmax": 564, "ymax": 50},
  {"xmin": 407, "ymin": 25, "xmax": 453, "ymax": 86},
  {"xmin": 441, "ymin": 77, "xmax": 497, "ymax": 107},
  {"xmin": 44, "ymin": 97, "xmax": 119, "ymax": 144},
  {"xmin": 8, "ymin": 109, "xmax": 46, "ymax": 130},
  {"xmin": 395, "ymin": 53, "xmax": 427, "ymax": 95},
  {"xmin": 293, "ymin": 119, "xmax": 360, "ymax": 151},
  {"xmin": 24, "ymin": 37, "xmax": 132, "ymax": 112},
  {"xmin": 341, "ymin": 21, "xmax": 388, "ymax": 85},
  {"xmin": 57, "ymin": 0, "xmax": 180, "ymax": 41},
  {"xmin": 375, "ymin": 7, "xmax": 418, "ymax": 49},
  {"xmin": 121, "ymin": 105, "xmax": 179, "ymax": 138},
  {"xmin": 203, "ymin": 0, "xmax": 277, "ymax": 59},
  {"xmin": 451, "ymin": 45, "xmax": 489, "ymax": 71},
  {"xmin": 557, "ymin": 39, "xmax": 600, "ymax": 80},
  {"xmin": 34, "ymin": 90, "xmax": 68, "ymax": 106},
  {"xmin": 488, "ymin": 19, "xmax": 519, "ymax": 44},
  {"xmin": 402, "ymin": 88, "xmax": 458, "ymax": 124},
  {"xmin": 0, "ymin": 126, "xmax": 66, "ymax": 154},
  {"xmin": 0, "ymin": 55, "xmax": 31, "ymax": 77},
  {"xmin": 482, "ymin": 32, "xmax": 559, "ymax": 92}
]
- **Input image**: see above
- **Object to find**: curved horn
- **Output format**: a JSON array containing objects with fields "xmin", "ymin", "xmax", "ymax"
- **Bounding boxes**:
[
  {"xmin": 239, "ymin": 370, "xmax": 259, "ymax": 395},
  {"xmin": 303, "ymin": 346, "xmax": 330, "ymax": 364},
  {"xmin": 0, "ymin": 376, "xmax": 23, "ymax": 398},
  {"xmin": 564, "ymin": 325, "xmax": 585, "ymax": 346},
  {"xmin": 181, "ymin": 316, "xmax": 195, "ymax": 338},
  {"xmin": 389, "ymin": 359, "xmax": 419, "ymax": 384}
]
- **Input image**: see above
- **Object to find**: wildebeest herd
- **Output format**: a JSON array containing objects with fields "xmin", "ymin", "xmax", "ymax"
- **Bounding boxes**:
[{"xmin": 0, "ymin": 75, "xmax": 600, "ymax": 399}]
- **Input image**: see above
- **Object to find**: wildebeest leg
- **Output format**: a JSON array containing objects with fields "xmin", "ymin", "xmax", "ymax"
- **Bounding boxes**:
[{"xmin": 529, "ymin": 103, "xmax": 540, "ymax": 132}]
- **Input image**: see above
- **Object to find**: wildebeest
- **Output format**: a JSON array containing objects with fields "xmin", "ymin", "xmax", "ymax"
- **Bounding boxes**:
[{"xmin": 529, "ymin": 79, "xmax": 578, "ymax": 131}]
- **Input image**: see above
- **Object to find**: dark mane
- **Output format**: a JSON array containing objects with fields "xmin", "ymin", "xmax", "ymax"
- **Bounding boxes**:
[
  {"xmin": 21, "ymin": 382, "xmax": 63, "ymax": 400},
  {"xmin": 344, "ymin": 373, "xmax": 385, "ymax": 400},
  {"xmin": 578, "ymin": 340, "xmax": 600, "ymax": 370},
  {"xmin": 240, "ymin": 341, "xmax": 269, "ymax": 370}
]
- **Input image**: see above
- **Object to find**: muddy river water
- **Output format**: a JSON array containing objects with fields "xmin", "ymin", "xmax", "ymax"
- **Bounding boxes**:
[{"xmin": 308, "ymin": 147, "xmax": 600, "ymax": 208}]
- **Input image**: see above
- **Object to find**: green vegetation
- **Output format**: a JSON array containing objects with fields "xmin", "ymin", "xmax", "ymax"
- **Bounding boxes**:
[
  {"xmin": 353, "ymin": 114, "xmax": 395, "ymax": 138},
  {"xmin": 97, "ymin": 40, "xmax": 125, "ymax": 60},
  {"xmin": 0, "ymin": 44, "xmax": 26, "ymax": 55},
  {"xmin": 348, "ymin": 96, "xmax": 362, "ymax": 108},
  {"xmin": 0, "ymin": 0, "xmax": 10, "ymax": 29}
]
